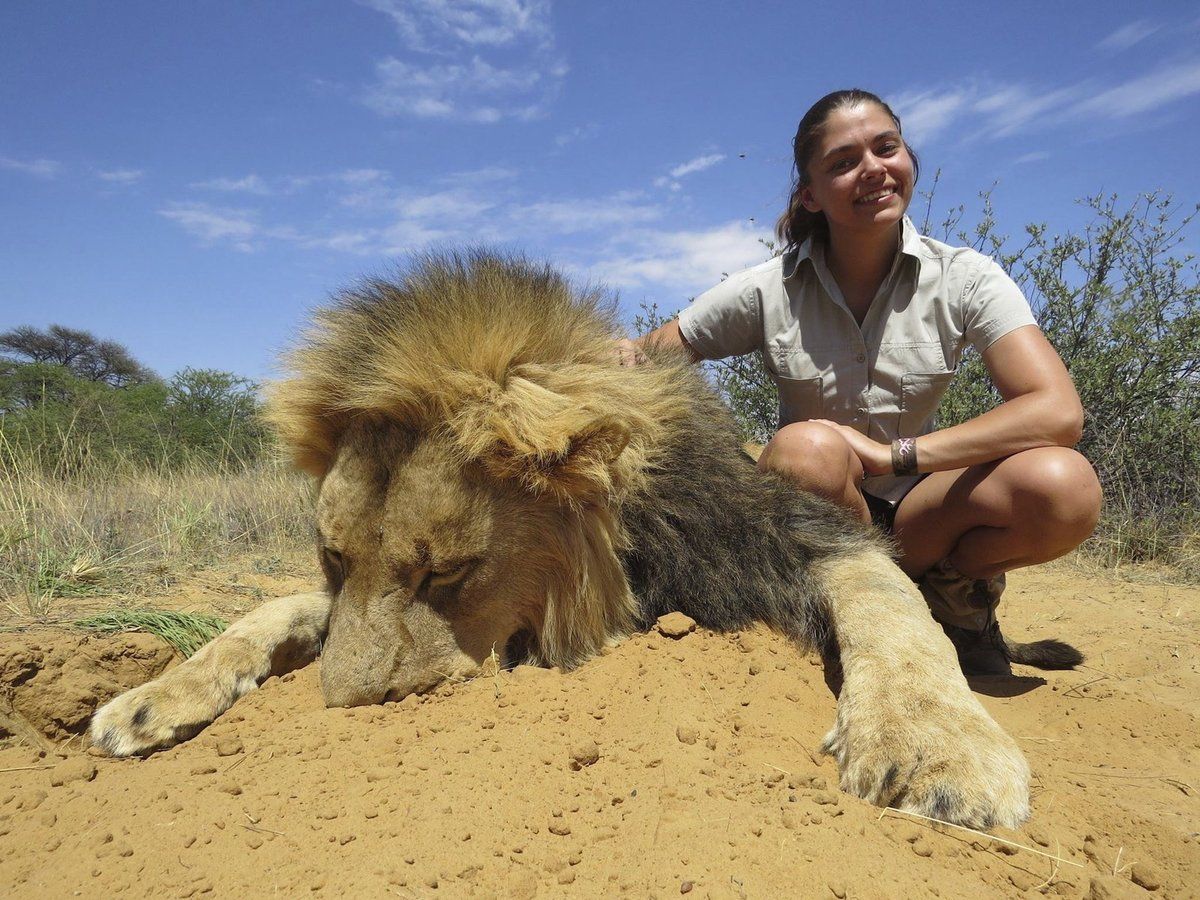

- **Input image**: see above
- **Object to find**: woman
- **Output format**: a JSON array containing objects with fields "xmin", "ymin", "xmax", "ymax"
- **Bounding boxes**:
[{"xmin": 628, "ymin": 89, "xmax": 1102, "ymax": 675}]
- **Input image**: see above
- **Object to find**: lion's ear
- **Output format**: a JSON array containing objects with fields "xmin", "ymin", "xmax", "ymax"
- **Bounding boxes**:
[
  {"xmin": 460, "ymin": 375, "xmax": 630, "ymax": 502},
  {"xmin": 483, "ymin": 412, "xmax": 631, "ymax": 503}
]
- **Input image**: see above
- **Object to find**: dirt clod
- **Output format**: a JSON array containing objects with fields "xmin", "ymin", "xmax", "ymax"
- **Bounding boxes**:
[
  {"xmin": 568, "ymin": 740, "xmax": 599, "ymax": 770},
  {"xmin": 1129, "ymin": 862, "xmax": 1161, "ymax": 892},
  {"xmin": 656, "ymin": 612, "xmax": 697, "ymax": 638},
  {"xmin": 49, "ymin": 758, "xmax": 97, "ymax": 787}
]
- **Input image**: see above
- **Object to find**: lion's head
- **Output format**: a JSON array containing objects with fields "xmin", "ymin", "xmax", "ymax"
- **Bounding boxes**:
[{"xmin": 267, "ymin": 252, "xmax": 690, "ymax": 706}]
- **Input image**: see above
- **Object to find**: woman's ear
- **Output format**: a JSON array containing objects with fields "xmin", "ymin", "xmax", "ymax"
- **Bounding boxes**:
[{"xmin": 799, "ymin": 186, "xmax": 821, "ymax": 214}]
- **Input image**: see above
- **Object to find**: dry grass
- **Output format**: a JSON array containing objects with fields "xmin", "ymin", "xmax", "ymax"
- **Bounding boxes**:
[
  {"xmin": 2, "ymin": 424, "xmax": 1195, "ymax": 626},
  {"xmin": 0, "ymin": 431, "xmax": 314, "ymax": 620}
]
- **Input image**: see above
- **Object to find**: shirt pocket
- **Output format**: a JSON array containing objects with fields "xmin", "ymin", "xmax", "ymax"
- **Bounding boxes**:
[
  {"xmin": 899, "ymin": 371, "xmax": 956, "ymax": 437},
  {"xmin": 775, "ymin": 374, "xmax": 824, "ymax": 428}
]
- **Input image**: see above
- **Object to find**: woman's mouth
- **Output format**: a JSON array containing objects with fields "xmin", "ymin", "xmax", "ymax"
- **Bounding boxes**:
[{"xmin": 855, "ymin": 187, "xmax": 897, "ymax": 205}]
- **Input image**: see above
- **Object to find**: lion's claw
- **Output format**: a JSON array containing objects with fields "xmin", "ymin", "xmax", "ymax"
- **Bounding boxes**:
[{"xmin": 823, "ymin": 681, "xmax": 1031, "ymax": 830}]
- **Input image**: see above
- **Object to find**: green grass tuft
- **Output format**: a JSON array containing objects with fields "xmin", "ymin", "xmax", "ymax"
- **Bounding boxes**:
[{"xmin": 73, "ymin": 608, "xmax": 228, "ymax": 657}]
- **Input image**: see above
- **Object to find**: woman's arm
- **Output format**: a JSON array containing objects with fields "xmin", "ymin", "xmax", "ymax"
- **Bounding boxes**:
[
  {"xmin": 913, "ymin": 325, "xmax": 1082, "ymax": 470},
  {"xmin": 616, "ymin": 318, "xmax": 703, "ymax": 366},
  {"xmin": 819, "ymin": 325, "xmax": 1083, "ymax": 476}
]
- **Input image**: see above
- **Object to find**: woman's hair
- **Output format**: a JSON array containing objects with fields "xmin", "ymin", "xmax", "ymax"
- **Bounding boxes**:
[{"xmin": 774, "ymin": 89, "xmax": 919, "ymax": 250}]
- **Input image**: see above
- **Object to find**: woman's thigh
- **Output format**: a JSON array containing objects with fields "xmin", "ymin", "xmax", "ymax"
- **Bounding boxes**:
[{"xmin": 890, "ymin": 447, "xmax": 1102, "ymax": 579}]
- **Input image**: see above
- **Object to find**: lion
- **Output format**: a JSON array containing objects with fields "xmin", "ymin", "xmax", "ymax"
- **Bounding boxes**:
[{"xmin": 89, "ymin": 251, "xmax": 1072, "ymax": 829}]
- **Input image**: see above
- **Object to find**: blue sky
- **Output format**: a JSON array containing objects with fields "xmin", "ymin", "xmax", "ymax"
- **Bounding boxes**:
[{"xmin": 2, "ymin": 1, "xmax": 1198, "ymax": 381}]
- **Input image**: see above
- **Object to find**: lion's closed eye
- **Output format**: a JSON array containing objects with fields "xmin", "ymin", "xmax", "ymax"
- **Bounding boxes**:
[{"xmin": 426, "ymin": 558, "xmax": 481, "ymax": 590}]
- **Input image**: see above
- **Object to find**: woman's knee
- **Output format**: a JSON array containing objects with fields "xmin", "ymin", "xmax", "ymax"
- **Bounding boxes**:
[
  {"xmin": 1006, "ymin": 447, "xmax": 1102, "ymax": 538},
  {"xmin": 758, "ymin": 421, "xmax": 861, "ymax": 488}
]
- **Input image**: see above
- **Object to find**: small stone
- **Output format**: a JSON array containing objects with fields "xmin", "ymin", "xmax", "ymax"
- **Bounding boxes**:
[
  {"xmin": 680, "ymin": 881, "xmax": 694, "ymax": 894},
  {"xmin": 812, "ymin": 791, "xmax": 839, "ymax": 806},
  {"xmin": 676, "ymin": 726, "xmax": 699, "ymax": 745},
  {"xmin": 49, "ymin": 758, "xmax": 97, "ymax": 787},
  {"xmin": 548, "ymin": 821, "xmax": 572, "ymax": 836},
  {"xmin": 189, "ymin": 765, "xmax": 218, "ymax": 776},
  {"xmin": 215, "ymin": 739, "xmax": 243, "ymax": 757},
  {"xmin": 557, "ymin": 870, "xmax": 576, "ymax": 885},
  {"xmin": 1130, "ymin": 862, "xmax": 1161, "ymax": 892},
  {"xmin": 1008, "ymin": 870, "xmax": 1041, "ymax": 892},
  {"xmin": 656, "ymin": 612, "xmax": 697, "ymax": 638},
  {"xmin": 246, "ymin": 834, "xmax": 263, "ymax": 850},
  {"xmin": 828, "ymin": 881, "xmax": 846, "ymax": 899},
  {"xmin": 1087, "ymin": 875, "xmax": 1142, "ymax": 900},
  {"xmin": 216, "ymin": 781, "xmax": 242, "ymax": 796},
  {"xmin": 569, "ymin": 740, "xmax": 600, "ymax": 770}
]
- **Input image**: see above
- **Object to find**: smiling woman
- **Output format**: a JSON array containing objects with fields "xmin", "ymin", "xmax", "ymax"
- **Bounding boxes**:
[{"xmin": 633, "ymin": 88, "xmax": 1101, "ymax": 677}]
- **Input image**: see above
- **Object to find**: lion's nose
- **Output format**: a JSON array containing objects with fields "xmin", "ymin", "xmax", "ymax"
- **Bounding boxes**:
[
  {"xmin": 319, "ymin": 603, "xmax": 407, "ymax": 708},
  {"xmin": 321, "ymin": 672, "xmax": 389, "ymax": 708}
]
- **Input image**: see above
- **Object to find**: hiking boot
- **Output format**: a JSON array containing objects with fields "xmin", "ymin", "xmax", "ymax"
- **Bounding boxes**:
[
  {"xmin": 919, "ymin": 559, "xmax": 1011, "ymax": 676},
  {"xmin": 941, "ymin": 614, "xmax": 1012, "ymax": 677}
]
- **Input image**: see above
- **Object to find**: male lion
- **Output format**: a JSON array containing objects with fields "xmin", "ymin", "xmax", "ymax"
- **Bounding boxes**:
[{"xmin": 90, "ymin": 252, "xmax": 1068, "ymax": 829}]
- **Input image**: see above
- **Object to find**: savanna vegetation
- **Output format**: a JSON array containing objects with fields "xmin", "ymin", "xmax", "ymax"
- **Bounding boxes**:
[
  {"xmin": 1, "ymin": 191, "xmax": 1196, "ymax": 625},
  {"xmin": 0, "ymin": 326, "xmax": 310, "ymax": 620}
]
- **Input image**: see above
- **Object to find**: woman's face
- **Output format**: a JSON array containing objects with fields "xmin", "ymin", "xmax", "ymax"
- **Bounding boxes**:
[{"xmin": 799, "ymin": 103, "xmax": 914, "ymax": 238}]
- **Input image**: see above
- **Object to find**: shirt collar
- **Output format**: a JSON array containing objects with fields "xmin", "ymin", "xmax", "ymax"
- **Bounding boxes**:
[{"xmin": 782, "ymin": 216, "xmax": 923, "ymax": 281}]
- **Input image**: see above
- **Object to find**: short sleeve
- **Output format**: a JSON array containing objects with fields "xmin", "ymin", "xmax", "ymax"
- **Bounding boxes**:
[
  {"xmin": 677, "ymin": 274, "xmax": 763, "ymax": 361},
  {"xmin": 961, "ymin": 257, "xmax": 1037, "ymax": 352}
]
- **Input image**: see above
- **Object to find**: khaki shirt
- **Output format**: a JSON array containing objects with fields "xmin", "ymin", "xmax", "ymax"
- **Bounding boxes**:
[{"xmin": 677, "ymin": 217, "xmax": 1036, "ymax": 501}]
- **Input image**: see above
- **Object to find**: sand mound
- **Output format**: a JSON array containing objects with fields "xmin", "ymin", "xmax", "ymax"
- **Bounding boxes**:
[{"xmin": 1, "ymin": 565, "xmax": 1197, "ymax": 898}]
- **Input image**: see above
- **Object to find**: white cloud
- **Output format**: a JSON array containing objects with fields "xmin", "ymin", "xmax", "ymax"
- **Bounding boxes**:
[
  {"xmin": 97, "ymin": 168, "xmax": 144, "ymax": 184},
  {"xmin": 890, "ymin": 89, "xmax": 970, "ymax": 145},
  {"xmin": 0, "ymin": 156, "xmax": 61, "ymax": 178},
  {"xmin": 1013, "ymin": 151, "xmax": 1050, "ymax": 165},
  {"xmin": 514, "ymin": 193, "xmax": 663, "ymax": 235},
  {"xmin": 363, "ymin": 54, "xmax": 557, "ymax": 122},
  {"xmin": 359, "ymin": 0, "xmax": 552, "ymax": 49},
  {"xmin": 669, "ymin": 153, "xmax": 725, "ymax": 179},
  {"xmin": 554, "ymin": 123, "xmax": 598, "ymax": 147},
  {"xmin": 1096, "ymin": 20, "xmax": 1159, "ymax": 52},
  {"xmin": 891, "ymin": 56, "xmax": 1200, "ymax": 147},
  {"xmin": 589, "ymin": 221, "xmax": 769, "ymax": 295},
  {"xmin": 358, "ymin": 0, "xmax": 564, "ymax": 123},
  {"xmin": 1074, "ymin": 58, "xmax": 1200, "ymax": 117},
  {"xmin": 160, "ymin": 203, "xmax": 261, "ymax": 252},
  {"xmin": 192, "ymin": 174, "xmax": 273, "ymax": 195}
]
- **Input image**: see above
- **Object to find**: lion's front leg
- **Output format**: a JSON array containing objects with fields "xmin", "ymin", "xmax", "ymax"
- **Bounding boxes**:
[
  {"xmin": 815, "ymin": 550, "xmax": 1030, "ymax": 829},
  {"xmin": 89, "ymin": 591, "xmax": 331, "ymax": 757}
]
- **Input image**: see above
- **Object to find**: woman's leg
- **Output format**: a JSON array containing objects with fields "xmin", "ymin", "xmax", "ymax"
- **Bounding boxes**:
[
  {"xmin": 891, "ymin": 446, "xmax": 1102, "ymax": 580},
  {"xmin": 757, "ymin": 422, "xmax": 870, "ymax": 521}
]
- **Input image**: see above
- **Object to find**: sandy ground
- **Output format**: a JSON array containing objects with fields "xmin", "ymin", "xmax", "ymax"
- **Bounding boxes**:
[{"xmin": 0, "ymin": 562, "xmax": 1197, "ymax": 898}]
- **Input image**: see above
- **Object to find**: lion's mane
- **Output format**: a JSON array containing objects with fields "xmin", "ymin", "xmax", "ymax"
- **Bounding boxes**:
[{"xmin": 268, "ymin": 251, "xmax": 859, "ymax": 667}]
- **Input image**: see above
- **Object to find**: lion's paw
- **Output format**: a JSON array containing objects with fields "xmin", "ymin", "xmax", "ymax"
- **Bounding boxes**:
[
  {"xmin": 89, "ymin": 670, "xmax": 250, "ymax": 757},
  {"xmin": 821, "ymin": 684, "xmax": 1030, "ymax": 830}
]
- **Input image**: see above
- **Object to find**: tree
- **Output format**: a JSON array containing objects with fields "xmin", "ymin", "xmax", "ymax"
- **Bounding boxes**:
[
  {"xmin": 167, "ymin": 368, "xmax": 268, "ymax": 465},
  {"xmin": 0, "ymin": 324, "xmax": 158, "ymax": 388}
]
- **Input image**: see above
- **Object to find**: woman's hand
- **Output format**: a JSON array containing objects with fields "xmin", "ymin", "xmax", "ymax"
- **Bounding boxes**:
[
  {"xmin": 613, "ymin": 337, "xmax": 648, "ymax": 367},
  {"xmin": 810, "ymin": 419, "xmax": 892, "ymax": 477}
]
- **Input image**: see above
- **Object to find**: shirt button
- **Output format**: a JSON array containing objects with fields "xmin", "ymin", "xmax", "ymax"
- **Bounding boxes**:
[{"xmin": 856, "ymin": 353, "xmax": 866, "ymax": 363}]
